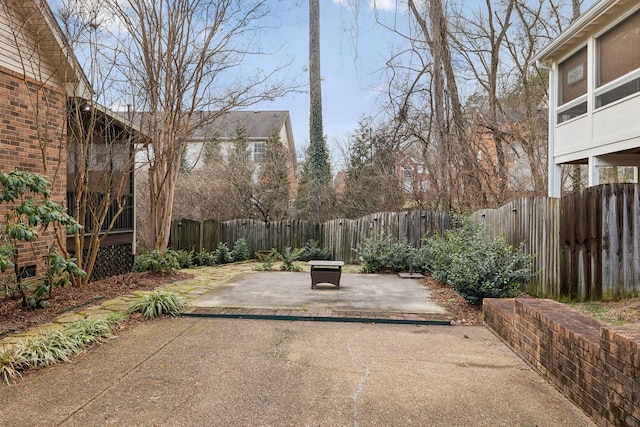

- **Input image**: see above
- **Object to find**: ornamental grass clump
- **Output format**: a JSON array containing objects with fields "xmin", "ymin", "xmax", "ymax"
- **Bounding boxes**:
[
  {"xmin": 127, "ymin": 290, "xmax": 188, "ymax": 319},
  {"xmin": 0, "ymin": 313, "xmax": 125, "ymax": 384}
]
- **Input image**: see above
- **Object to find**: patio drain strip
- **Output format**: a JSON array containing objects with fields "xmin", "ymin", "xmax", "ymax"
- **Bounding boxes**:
[{"xmin": 183, "ymin": 307, "xmax": 452, "ymax": 325}]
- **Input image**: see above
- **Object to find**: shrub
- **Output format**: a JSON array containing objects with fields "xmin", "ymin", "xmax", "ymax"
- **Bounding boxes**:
[
  {"xmin": 133, "ymin": 250, "xmax": 180, "ymax": 275},
  {"xmin": 231, "ymin": 238, "xmax": 250, "ymax": 262},
  {"xmin": 127, "ymin": 290, "xmax": 188, "ymax": 319},
  {"xmin": 254, "ymin": 249, "xmax": 279, "ymax": 271},
  {"xmin": 174, "ymin": 250, "xmax": 194, "ymax": 269},
  {"xmin": 196, "ymin": 249, "xmax": 216, "ymax": 266},
  {"xmin": 0, "ymin": 170, "xmax": 85, "ymax": 308},
  {"xmin": 214, "ymin": 242, "xmax": 233, "ymax": 265},
  {"xmin": 424, "ymin": 219, "xmax": 534, "ymax": 304},
  {"xmin": 279, "ymin": 247, "xmax": 304, "ymax": 272},
  {"xmin": 298, "ymin": 239, "xmax": 331, "ymax": 261},
  {"xmin": 354, "ymin": 234, "xmax": 415, "ymax": 273}
]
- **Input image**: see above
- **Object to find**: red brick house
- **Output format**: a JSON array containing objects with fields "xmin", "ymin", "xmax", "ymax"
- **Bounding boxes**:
[{"xmin": 0, "ymin": 1, "xmax": 138, "ymax": 281}]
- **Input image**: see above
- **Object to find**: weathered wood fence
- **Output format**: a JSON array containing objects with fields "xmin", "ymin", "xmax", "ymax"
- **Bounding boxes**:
[
  {"xmin": 473, "ymin": 197, "xmax": 561, "ymax": 299},
  {"xmin": 473, "ymin": 183, "xmax": 640, "ymax": 301},
  {"xmin": 169, "ymin": 210, "xmax": 453, "ymax": 264},
  {"xmin": 170, "ymin": 183, "xmax": 640, "ymax": 301}
]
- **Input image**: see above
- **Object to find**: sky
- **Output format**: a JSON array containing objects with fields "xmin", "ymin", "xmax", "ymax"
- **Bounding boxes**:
[
  {"xmin": 250, "ymin": 1, "xmax": 401, "ymax": 163},
  {"xmin": 250, "ymin": 0, "xmax": 599, "ymax": 165}
]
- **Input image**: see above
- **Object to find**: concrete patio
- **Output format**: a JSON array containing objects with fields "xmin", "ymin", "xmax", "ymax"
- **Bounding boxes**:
[{"xmin": 187, "ymin": 271, "xmax": 451, "ymax": 324}]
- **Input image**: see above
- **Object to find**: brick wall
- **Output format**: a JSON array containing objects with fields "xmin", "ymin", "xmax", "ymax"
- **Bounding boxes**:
[
  {"xmin": 484, "ymin": 298, "xmax": 640, "ymax": 426},
  {"xmin": 0, "ymin": 65, "xmax": 67, "ymax": 276}
]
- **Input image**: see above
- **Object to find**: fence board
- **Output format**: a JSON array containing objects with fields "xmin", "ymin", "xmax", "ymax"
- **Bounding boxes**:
[
  {"xmin": 169, "ymin": 219, "xmax": 201, "ymax": 252},
  {"xmin": 170, "ymin": 187, "xmax": 640, "ymax": 301},
  {"xmin": 472, "ymin": 197, "xmax": 561, "ymax": 299},
  {"xmin": 172, "ymin": 210, "xmax": 452, "ymax": 265}
]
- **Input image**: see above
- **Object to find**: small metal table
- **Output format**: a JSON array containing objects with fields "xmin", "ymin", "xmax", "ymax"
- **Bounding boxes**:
[{"xmin": 308, "ymin": 260, "xmax": 344, "ymax": 289}]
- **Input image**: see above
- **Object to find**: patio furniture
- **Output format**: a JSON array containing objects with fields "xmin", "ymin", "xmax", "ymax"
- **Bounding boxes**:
[{"xmin": 308, "ymin": 260, "xmax": 344, "ymax": 289}]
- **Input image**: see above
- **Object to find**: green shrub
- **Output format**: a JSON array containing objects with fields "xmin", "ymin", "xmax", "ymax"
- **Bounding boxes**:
[
  {"xmin": 133, "ymin": 250, "xmax": 181, "ymax": 275},
  {"xmin": 196, "ymin": 249, "xmax": 216, "ymax": 266},
  {"xmin": 279, "ymin": 247, "xmax": 304, "ymax": 272},
  {"xmin": 127, "ymin": 290, "xmax": 188, "ymax": 319},
  {"xmin": 231, "ymin": 238, "xmax": 250, "ymax": 262},
  {"xmin": 174, "ymin": 250, "xmax": 194, "ymax": 269},
  {"xmin": 214, "ymin": 242, "xmax": 233, "ymax": 265},
  {"xmin": 355, "ymin": 234, "xmax": 415, "ymax": 273},
  {"xmin": 254, "ymin": 249, "xmax": 279, "ymax": 271},
  {"xmin": 424, "ymin": 219, "xmax": 534, "ymax": 304},
  {"xmin": 298, "ymin": 239, "xmax": 331, "ymax": 261}
]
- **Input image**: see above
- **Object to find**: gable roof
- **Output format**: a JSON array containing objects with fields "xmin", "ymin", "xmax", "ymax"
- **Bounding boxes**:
[
  {"xmin": 189, "ymin": 110, "xmax": 292, "ymax": 140},
  {"xmin": 12, "ymin": 0, "xmax": 92, "ymax": 98}
]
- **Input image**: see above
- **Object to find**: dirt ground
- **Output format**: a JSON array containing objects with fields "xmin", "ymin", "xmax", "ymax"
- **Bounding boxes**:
[{"xmin": 0, "ymin": 271, "xmax": 193, "ymax": 338}]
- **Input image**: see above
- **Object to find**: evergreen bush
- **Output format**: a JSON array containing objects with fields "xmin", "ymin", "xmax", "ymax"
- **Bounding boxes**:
[
  {"xmin": 231, "ymin": 238, "xmax": 250, "ymax": 262},
  {"xmin": 196, "ymin": 249, "xmax": 216, "ymax": 266},
  {"xmin": 354, "ymin": 234, "xmax": 415, "ymax": 273},
  {"xmin": 174, "ymin": 250, "xmax": 194, "ymax": 269},
  {"xmin": 423, "ymin": 219, "xmax": 534, "ymax": 304},
  {"xmin": 214, "ymin": 242, "xmax": 233, "ymax": 264},
  {"xmin": 133, "ymin": 250, "xmax": 180, "ymax": 275},
  {"xmin": 279, "ymin": 247, "xmax": 304, "ymax": 271},
  {"xmin": 298, "ymin": 239, "xmax": 331, "ymax": 261}
]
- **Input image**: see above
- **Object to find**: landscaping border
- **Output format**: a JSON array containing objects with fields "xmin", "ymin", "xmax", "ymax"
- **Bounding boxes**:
[{"xmin": 483, "ymin": 298, "xmax": 640, "ymax": 426}]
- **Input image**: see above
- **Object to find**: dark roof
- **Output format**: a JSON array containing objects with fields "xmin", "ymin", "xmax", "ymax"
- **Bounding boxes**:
[{"xmin": 189, "ymin": 110, "xmax": 290, "ymax": 140}]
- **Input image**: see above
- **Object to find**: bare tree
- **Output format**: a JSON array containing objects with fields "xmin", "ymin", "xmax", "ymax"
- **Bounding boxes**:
[
  {"xmin": 106, "ymin": 0, "xmax": 294, "ymax": 250},
  {"xmin": 337, "ymin": 117, "xmax": 403, "ymax": 218},
  {"xmin": 53, "ymin": 1, "xmax": 143, "ymax": 285}
]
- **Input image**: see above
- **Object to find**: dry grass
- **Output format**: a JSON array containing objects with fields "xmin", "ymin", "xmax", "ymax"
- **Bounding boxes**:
[{"xmin": 569, "ymin": 298, "xmax": 640, "ymax": 329}]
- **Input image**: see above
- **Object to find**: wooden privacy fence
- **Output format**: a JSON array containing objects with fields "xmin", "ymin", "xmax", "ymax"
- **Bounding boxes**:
[
  {"xmin": 473, "ymin": 183, "xmax": 640, "ymax": 301},
  {"xmin": 561, "ymin": 184, "xmax": 640, "ymax": 300},
  {"xmin": 473, "ymin": 197, "xmax": 561, "ymax": 300},
  {"xmin": 170, "ymin": 183, "xmax": 640, "ymax": 301},
  {"xmin": 169, "ymin": 210, "xmax": 453, "ymax": 264}
]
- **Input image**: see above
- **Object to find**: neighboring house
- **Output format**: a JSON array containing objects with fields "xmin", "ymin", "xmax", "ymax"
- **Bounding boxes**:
[
  {"xmin": 532, "ymin": 0, "xmax": 640, "ymax": 197},
  {"xmin": 0, "ymin": 1, "xmax": 138, "ymax": 280},
  {"xmin": 395, "ymin": 153, "xmax": 429, "ymax": 196},
  {"xmin": 182, "ymin": 110, "xmax": 298, "ymax": 201}
]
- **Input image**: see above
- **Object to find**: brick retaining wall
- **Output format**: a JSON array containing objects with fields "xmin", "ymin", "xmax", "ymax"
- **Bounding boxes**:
[{"xmin": 483, "ymin": 298, "xmax": 640, "ymax": 426}]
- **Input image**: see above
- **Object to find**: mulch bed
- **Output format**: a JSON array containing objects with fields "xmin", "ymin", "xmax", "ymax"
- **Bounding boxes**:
[
  {"xmin": 422, "ymin": 275, "xmax": 484, "ymax": 326},
  {"xmin": 0, "ymin": 271, "xmax": 193, "ymax": 338}
]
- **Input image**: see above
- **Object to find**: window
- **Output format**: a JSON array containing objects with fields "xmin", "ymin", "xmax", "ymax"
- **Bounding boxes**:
[
  {"xmin": 595, "ymin": 10, "xmax": 640, "ymax": 107},
  {"xmin": 402, "ymin": 165, "xmax": 413, "ymax": 192},
  {"xmin": 253, "ymin": 141, "xmax": 265, "ymax": 163},
  {"xmin": 557, "ymin": 47, "xmax": 588, "ymax": 123},
  {"xmin": 598, "ymin": 10, "xmax": 640, "ymax": 87},
  {"xmin": 558, "ymin": 47, "xmax": 587, "ymax": 105}
]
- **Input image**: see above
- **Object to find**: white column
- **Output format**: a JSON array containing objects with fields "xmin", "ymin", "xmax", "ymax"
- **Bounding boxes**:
[
  {"xmin": 549, "ymin": 163, "xmax": 562, "ymax": 198},
  {"xmin": 588, "ymin": 156, "xmax": 600, "ymax": 187}
]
